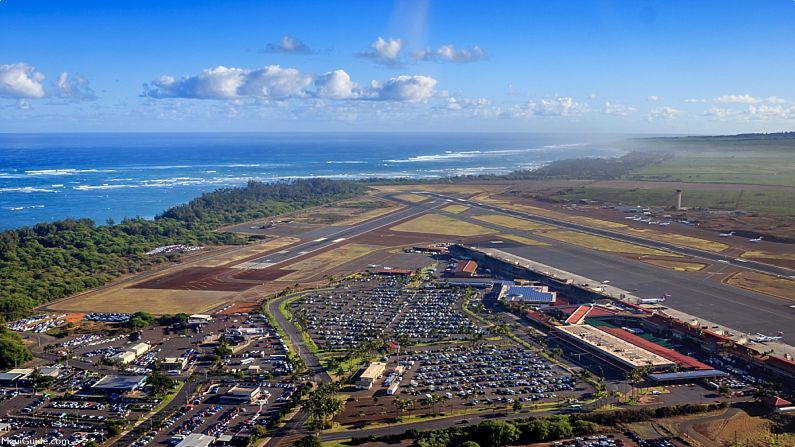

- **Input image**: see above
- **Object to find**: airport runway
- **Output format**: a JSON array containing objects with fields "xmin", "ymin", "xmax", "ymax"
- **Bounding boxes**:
[
  {"xmin": 418, "ymin": 192, "xmax": 795, "ymax": 278},
  {"xmin": 383, "ymin": 192, "xmax": 793, "ymax": 343},
  {"xmin": 239, "ymin": 199, "xmax": 444, "ymax": 269}
]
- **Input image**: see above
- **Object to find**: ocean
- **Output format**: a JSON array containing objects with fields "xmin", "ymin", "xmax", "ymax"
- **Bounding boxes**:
[{"xmin": 0, "ymin": 133, "xmax": 626, "ymax": 230}]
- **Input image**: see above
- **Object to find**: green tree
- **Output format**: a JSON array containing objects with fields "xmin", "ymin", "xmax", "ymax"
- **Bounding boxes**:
[{"xmin": 474, "ymin": 420, "xmax": 520, "ymax": 447}]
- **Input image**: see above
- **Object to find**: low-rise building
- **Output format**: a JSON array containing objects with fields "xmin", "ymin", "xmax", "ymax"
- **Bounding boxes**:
[
  {"xmin": 219, "ymin": 386, "xmax": 262, "ymax": 405},
  {"xmin": 188, "ymin": 314, "xmax": 213, "ymax": 325},
  {"xmin": 160, "ymin": 357, "xmax": 188, "ymax": 371},
  {"xmin": 499, "ymin": 284, "xmax": 557, "ymax": 305},
  {"xmin": 91, "ymin": 375, "xmax": 147, "ymax": 394},
  {"xmin": 111, "ymin": 351, "xmax": 137, "ymax": 364},
  {"xmin": 175, "ymin": 433, "xmax": 216, "ymax": 447},
  {"xmin": 356, "ymin": 362, "xmax": 386, "ymax": 390}
]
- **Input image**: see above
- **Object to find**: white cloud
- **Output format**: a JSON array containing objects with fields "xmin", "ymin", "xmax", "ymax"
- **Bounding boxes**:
[
  {"xmin": 509, "ymin": 97, "xmax": 588, "ymax": 118},
  {"xmin": 368, "ymin": 75, "xmax": 436, "ymax": 102},
  {"xmin": 53, "ymin": 72, "xmax": 96, "ymax": 100},
  {"xmin": 357, "ymin": 37, "xmax": 403, "ymax": 66},
  {"xmin": 142, "ymin": 65, "xmax": 312, "ymax": 100},
  {"xmin": 648, "ymin": 106, "xmax": 681, "ymax": 120},
  {"xmin": 314, "ymin": 69, "xmax": 359, "ymax": 99},
  {"xmin": 263, "ymin": 35, "xmax": 312, "ymax": 54},
  {"xmin": 647, "ymin": 95, "xmax": 659, "ymax": 102},
  {"xmin": 702, "ymin": 107, "xmax": 736, "ymax": 119},
  {"xmin": 143, "ymin": 66, "xmax": 436, "ymax": 102},
  {"xmin": 743, "ymin": 104, "xmax": 795, "ymax": 121},
  {"xmin": 714, "ymin": 94, "xmax": 760, "ymax": 104},
  {"xmin": 602, "ymin": 101, "xmax": 636, "ymax": 116},
  {"xmin": 0, "ymin": 62, "xmax": 46, "ymax": 99},
  {"xmin": 684, "ymin": 98, "xmax": 705, "ymax": 103},
  {"xmin": 415, "ymin": 44, "xmax": 487, "ymax": 63}
]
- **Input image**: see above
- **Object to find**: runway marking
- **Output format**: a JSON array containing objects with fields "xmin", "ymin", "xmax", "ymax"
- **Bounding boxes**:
[
  {"xmin": 332, "ymin": 237, "xmax": 347, "ymax": 243},
  {"xmin": 313, "ymin": 237, "xmax": 328, "ymax": 242},
  {"xmin": 276, "ymin": 250, "xmax": 289, "ymax": 254}
]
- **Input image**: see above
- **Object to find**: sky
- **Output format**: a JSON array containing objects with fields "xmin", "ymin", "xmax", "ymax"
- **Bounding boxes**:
[{"xmin": 2, "ymin": 0, "xmax": 795, "ymax": 134}]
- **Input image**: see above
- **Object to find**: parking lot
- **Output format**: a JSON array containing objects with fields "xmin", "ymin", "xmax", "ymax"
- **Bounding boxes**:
[
  {"xmin": 143, "ymin": 382, "xmax": 295, "ymax": 446},
  {"xmin": 0, "ymin": 416, "xmax": 105, "ymax": 446},
  {"xmin": 291, "ymin": 273, "xmax": 486, "ymax": 350},
  {"xmin": 399, "ymin": 345, "xmax": 583, "ymax": 407}
]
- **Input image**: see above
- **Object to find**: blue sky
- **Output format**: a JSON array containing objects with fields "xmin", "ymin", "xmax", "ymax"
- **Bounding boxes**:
[{"xmin": 2, "ymin": 0, "xmax": 795, "ymax": 133}]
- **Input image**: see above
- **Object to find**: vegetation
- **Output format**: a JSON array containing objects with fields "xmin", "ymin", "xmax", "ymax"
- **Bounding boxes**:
[
  {"xmin": 503, "ymin": 151, "xmax": 671, "ymax": 180},
  {"xmin": 148, "ymin": 372, "xmax": 177, "ymax": 397},
  {"xmin": 0, "ymin": 326, "xmax": 32, "ymax": 369},
  {"xmin": 352, "ymin": 403, "xmax": 727, "ymax": 447},
  {"xmin": 160, "ymin": 178, "xmax": 367, "ymax": 226},
  {"xmin": 0, "ymin": 179, "xmax": 366, "ymax": 363},
  {"xmin": 303, "ymin": 382, "xmax": 345, "ymax": 430}
]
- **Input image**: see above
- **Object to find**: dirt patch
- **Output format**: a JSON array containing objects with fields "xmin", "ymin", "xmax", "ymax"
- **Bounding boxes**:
[
  {"xmin": 640, "ymin": 258, "xmax": 708, "ymax": 272},
  {"xmin": 281, "ymin": 244, "xmax": 385, "ymax": 281},
  {"xmin": 46, "ymin": 288, "xmax": 232, "ymax": 314},
  {"xmin": 192, "ymin": 237, "xmax": 300, "ymax": 267},
  {"xmin": 133, "ymin": 267, "xmax": 254, "ymax": 291}
]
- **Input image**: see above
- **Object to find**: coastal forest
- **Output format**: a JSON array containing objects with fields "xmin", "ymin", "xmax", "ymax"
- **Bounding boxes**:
[{"xmin": 0, "ymin": 179, "xmax": 366, "ymax": 324}]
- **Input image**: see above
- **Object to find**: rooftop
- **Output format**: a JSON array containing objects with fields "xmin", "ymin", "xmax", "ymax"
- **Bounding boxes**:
[
  {"xmin": 92, "ymin": 375, "xmax": 147, "ymax": 391},
  {"xmin": 556, "ymin": 324, "xmax": 673, "ymax": 368}
]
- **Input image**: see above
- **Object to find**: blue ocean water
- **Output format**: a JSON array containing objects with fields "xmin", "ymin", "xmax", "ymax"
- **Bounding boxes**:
[{"xmin": 0, "ymin": 133, "xmax": 626, "ymax": 230}]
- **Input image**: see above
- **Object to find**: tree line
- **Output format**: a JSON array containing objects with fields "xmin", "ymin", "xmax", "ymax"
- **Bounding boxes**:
[{"xmin": 0, "ymin": 179, "xmax": 367, "ymax": 368}]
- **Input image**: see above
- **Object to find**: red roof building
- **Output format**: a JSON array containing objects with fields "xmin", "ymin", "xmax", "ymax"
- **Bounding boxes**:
[
  {"xmin": 599, "ymin": 326, "xmax": 712, "ymax": 371},
  {"xmin": 452, "ymin": 260, "xmax": 478, "ymax": 278}
]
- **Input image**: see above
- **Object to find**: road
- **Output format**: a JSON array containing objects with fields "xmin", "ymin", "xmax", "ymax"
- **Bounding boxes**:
[{"xmin": 262, "ymin": 292, "xmax": 332, "ymax": 447}]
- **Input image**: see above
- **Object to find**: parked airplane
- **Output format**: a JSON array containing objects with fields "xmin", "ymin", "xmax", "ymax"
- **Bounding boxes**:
[
  {"xmin": 639, "ymin": 294, "xmax": 669, "ymax": 304},
  {"xmin": 719, "ymin": 231, "xmax": 735, "ymax": 237},
  {"xmin": 753, "ymin": 333, "xmax": 783, "ymax": 343},
  {"xmin": 749, "ymin": 236, "xmax": 763, "ymax": 243},
  {"xmin": 658, "ymin": 221, "xmax": 671, "ymax": 226}
]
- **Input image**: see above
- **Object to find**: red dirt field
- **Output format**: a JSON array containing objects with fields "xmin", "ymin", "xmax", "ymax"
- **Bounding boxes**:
[
  {"xmin": 132, "ymin": 267, "xmax": 254, "ymax": 291},
  {"xmin": 230, "ymin": 269, "xmax": 296, "ymax": 281}
]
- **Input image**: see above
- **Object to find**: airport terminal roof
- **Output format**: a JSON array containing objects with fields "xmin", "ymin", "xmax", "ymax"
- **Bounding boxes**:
[
  {"xmin": 599, "ymin": 327, "xmax": 712, "ymax": 370},
  {"xmin": 502, "ymin": 285, "xmax": 556, "ymax": 303},
  {"xmin": 556, "ymin": 324, "xmax": 673, "ymax": 368},
  {"xmin": 648, "ymin": 370, "xmax": 727, "ymax": 382}
]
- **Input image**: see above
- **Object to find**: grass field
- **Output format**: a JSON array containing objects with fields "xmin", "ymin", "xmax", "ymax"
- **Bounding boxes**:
[
  {"xmin": 726, "ymin": 271, "xmax": 795, "ymax": 301},
  {"xmin": 476, "ymin": 194, "xmax": 628, "ymax": 229},
  {"xmin": 538, "ymin": 230, "xmax": 676, "ymax": 256},
  {"xmin": 549, "ymin": 186, "xmax": 795, "ymax": 216},
  {"xmin": 632, "ymin": 149, "xmax": 795, "ymax": 187},
  {"xmin": 497, "ymin": 233, "xmax": 550, "ymax": 247},
  {"xmin": 194, "ymin": 237, "xmax": 300, "ymax": 267},
  {"xmin": 47, "ymin": 287, "xmax": 232, "ymax": 314},
  {"xmin": 741, "ymin": 250, "xmax": 795, "ymax": 261},
  {"xmin": 281, "ymin": 243, "xmax": 385, "ymax": 281},
  {"xmin": 640, "ymin": 258, "xmax": 707, "ymax": 272},
  {"xmin": 391, "ymin": 213, "xmax": 496, "ymax": 236},
  {"xmin": 393, "ymin": 193, "xmax": 428, "ymax": 203},
  {"xmin": 628, "ymin": 228, "xmax": 729, "ymax": 252},
  {"xmin": 470, "ymin": 213, "xmax": 554, "ymax": 231},
  {"xmin": 441, "ymin": 204, "xmax": 470, "ymax": 214},
  {"xmin": 336, "ymin": 201, "xmax": 403, "ymax": 225}
]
